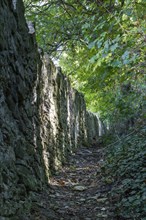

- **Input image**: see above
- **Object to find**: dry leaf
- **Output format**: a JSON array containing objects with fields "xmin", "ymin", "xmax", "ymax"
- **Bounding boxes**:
[{"xmin": 73, "ymin": 185, "xmax": 87, "ymax": 191}]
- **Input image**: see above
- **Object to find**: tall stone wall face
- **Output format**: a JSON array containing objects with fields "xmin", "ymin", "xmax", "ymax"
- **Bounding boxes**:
[
  {"xmin": 86, "ymin": 112, "xmax": 100, "ymax": 143},
  {"xmin": 0, "ymin": 0, "xmax": 99, "ymax": 218},
  {"xmin": 0, "ymin": 0, "xmax": 47, "ymax": 217},
  {"xmin": 39, "ymin": 54, "xmax": 95, "ymax": 173}
]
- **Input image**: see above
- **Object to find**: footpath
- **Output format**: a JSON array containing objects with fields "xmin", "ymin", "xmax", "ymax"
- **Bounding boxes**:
[{"xmin": 30, "ymin": 146, "xmax": 114, "ymax": 220}]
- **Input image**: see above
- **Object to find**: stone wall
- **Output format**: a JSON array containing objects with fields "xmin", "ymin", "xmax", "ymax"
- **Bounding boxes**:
[
  {"xmin": 0, "ymin": 0, "xmax": 99, "ymax": 218},
  {"xmin": 39, "ymin": 54, "xmax": 101, "ymax": 172}
]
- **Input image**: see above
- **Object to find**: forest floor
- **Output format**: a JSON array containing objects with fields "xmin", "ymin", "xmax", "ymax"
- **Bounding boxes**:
[{"xmin": 30, "ymin": 146, "xmax": 115, "ymax": 220}]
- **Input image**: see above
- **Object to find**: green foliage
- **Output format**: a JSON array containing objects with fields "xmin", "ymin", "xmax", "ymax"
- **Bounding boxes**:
[
  {"xmin": 58, "ymin": 0, "xmax": 146, "ymax": 122},
  {"xmin": 23, "ymin": 0, "xmax": 146, "ymax": 122},
  {"xmin": 102, "ymin": 124, "xmax": 146, "ymax": 219}
]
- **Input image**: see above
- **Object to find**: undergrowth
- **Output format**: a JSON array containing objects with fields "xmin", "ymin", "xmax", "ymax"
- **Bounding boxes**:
[{"xmin": 102, "ymin": 123, "xmax": 146, "ymax": 219}]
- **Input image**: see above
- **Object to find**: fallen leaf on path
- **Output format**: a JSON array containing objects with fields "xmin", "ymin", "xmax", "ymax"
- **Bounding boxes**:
[
  {"xmin": 73, "ymin": 185, "xmax": 87, "ymax": 191},
  {"xmin": 96, "ymin": 198, "xmax": 107, "ymax": 202},
  {"xmin": 58, "ymin": 180, "xmax": 66, "ymax": 186},
  {"xmin": 96, "ymin": 214, "xmax": 108, "ymax": 218},
  {"xmin": 89, "ymin": 193, "xmax": 101, "ymax": 200},
  {"xmin": 79, "ymin": 198, "xmax": 86, "ymax": 202},
  {"xmin": 101, "ymin": 207, "xmax": 106, "ymax": 211}
]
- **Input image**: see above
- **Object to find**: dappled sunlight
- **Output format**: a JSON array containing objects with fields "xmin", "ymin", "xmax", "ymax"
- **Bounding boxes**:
[{"xmin": 49, "ymin": 163, "xmax": 100, "ymax": 187}]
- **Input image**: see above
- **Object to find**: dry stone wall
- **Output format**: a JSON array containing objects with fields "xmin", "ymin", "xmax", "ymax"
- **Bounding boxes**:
[{"xmin": 0, "ymin": 0, "xmax": 99, "ymax": 218}]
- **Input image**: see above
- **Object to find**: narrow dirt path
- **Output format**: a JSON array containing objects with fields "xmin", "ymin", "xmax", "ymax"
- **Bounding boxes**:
[{"xmin": 30, "ymin": 146, "xmax": 114, "ymax": 220}]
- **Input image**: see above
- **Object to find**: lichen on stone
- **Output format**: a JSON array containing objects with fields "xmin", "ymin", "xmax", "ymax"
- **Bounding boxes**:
[
  {"xmin": 12, "ymin": 0, "xmax": 17, "ymax": 10},
  {"xmin": 27, "ymin": 21, "xmax": 35, "ymax": 34}
]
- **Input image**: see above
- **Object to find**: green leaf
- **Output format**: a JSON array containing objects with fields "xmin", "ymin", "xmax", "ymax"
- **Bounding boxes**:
[
  {"xmin": 110, "ymin": 43, "xmax": 118, "ymax": 52},
  {"xmin": 88, "ymin": 41, "xmax": 96, "ymax": 49}
]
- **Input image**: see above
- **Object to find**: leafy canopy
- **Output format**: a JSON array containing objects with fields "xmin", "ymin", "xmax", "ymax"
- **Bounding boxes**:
[{"xmin": 24, "ymin": 0, "xmax": 146, "ymax": 123}]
